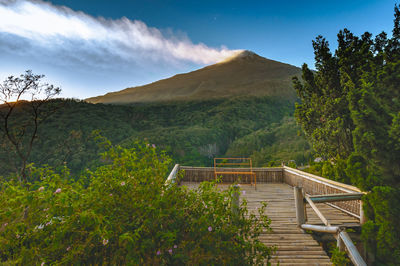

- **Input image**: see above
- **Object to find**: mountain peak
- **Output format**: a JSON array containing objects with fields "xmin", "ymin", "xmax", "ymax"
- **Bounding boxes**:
[
  {"xmin": 236, "ymin": 50, "xmax": 257, "ymax": 58},
  {"xmin": 86, "ymin": 51, "xmax": 301, "ymax": 104},
  {"xmin": 219, "ymin": 50, "xmax": 261, "ymax": 63}
]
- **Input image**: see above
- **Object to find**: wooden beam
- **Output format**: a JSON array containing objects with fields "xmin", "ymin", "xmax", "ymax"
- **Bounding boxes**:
[
  {"xmin": 326, "ymin": 202, "xmax": 361, "ymax": 219},
  {"xmin": 301, "ymin": 224, "xmax": 339, "ymax": 233},
  {"xmin": 305, "ymin": 195, "xmax": 330, "ymax": 226},
  {"xmin": 339, "ymin": 231, "xmax": 367, "ymax": 266},
  {"xmin": 308, "ymin": 192, "xmax": 364, "ymax": 203},
  {"xmin": 294, "ymin": 187, "xmax": 306, "ymax": 226}
]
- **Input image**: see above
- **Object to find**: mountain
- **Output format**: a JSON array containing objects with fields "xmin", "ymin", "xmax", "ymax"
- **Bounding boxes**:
[
  {"xmin": 1, "ymin": 53, "xmax": 311, "ymax": 179},
  {"xmin": 86, "ymin": 50, "xmax": 302, "ymax": 104}
]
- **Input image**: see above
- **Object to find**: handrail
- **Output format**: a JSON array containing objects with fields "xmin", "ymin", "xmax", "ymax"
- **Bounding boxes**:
[
  {"xmin": 284, "ymin": 166, "xmax": 361, "ymax": 193},
  {"xmin": 180, "ymin": 166, "xmax": 281, "ymax": 171},
  {"xmin": 301, "ymin": 224, "xmax": 339, "ymax": 234},
  {"xmin": 300, "ymin": 224, "xmax": 367, "ymax": 266},
  {"xmin": 284, "ymin": 166, "xmax": 365, "ymax": 219},
  {"xmin": 294, "ymin": 186, "xmax": 367, "ymax": 266},
  {"xmin": 179, "ymin": 166, "xmax": 283, "ymax": 184},
  {"xmin": 166, "ymin": 164, "xmax": 180, "ymax": 185},
  {"xmin": 308, "ymin": 193, "xmax": 364, "ymax": 203}
]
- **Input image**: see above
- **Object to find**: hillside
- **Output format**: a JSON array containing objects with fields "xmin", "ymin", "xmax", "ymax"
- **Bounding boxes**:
[
  {"xmin": 0, "ymin": 97, "xmax": 312, "ymax": 177},
  {"xmin": 1, "ymin": 52, "xmax": 310, "ymax": 178},
  {"xmin": 86, "ymin": 51, "xmax": 302, "ymax": 104}
]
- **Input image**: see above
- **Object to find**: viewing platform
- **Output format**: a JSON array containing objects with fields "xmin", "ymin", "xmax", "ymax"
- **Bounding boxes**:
[{"xmin": 167, "ymin": 165, "xmax": 366, "ymax": 266}]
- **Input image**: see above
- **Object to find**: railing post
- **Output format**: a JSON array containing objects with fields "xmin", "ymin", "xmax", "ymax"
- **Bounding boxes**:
[
  {"xmin": 337, "ymin": 231, "xmax": 345, "ymax": 252},
  {"xmin": 360, "ymin": 200, "xmax": 366, "ymax": 225},
  {"xmin": 231, "ymin": 184, "xmax": 240, "ymax": 217},
  {"xmin": 294, "ymin": 186, "xmax": 306, "ymax": 226}
]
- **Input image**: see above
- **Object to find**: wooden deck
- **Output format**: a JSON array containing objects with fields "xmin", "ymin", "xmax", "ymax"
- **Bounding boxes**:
[{"xmin": 181, "ymin": 182, "xmax": 359, "ymax": 265}]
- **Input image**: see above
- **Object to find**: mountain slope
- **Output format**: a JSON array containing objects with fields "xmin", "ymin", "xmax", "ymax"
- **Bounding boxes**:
[{"xmin": 86, "ymin": 51, "xmax": 302, "ymax": 104}]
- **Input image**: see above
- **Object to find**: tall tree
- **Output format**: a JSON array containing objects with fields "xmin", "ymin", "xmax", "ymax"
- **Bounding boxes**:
[
  {"xmin": 293, "ymin": 5, "xmax": 400, "ymax": 264},
  {"xmin": 0, "ymin": 70, "xmax": 61, "ymax": 183},
  {"xmin": 293, "ymin": 34, "xmax": 354, "ymax": 160}
]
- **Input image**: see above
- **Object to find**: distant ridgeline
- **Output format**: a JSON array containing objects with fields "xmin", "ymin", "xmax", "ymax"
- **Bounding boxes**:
[{"xmin": 0, "ymin": 96, "xmax": 312, "ymax": 177}]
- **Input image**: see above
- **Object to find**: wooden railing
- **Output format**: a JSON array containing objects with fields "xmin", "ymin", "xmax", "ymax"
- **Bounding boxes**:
[
  {"xmin": 284, "ymin": 166, "xmax": 364, "ymax": 220},
  {"xmin": 179, "ymin": 166, "xmax": 283, "ymax": 183}
]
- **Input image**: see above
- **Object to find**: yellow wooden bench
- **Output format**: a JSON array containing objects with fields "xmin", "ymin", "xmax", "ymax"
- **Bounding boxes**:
[{"xmin": 214, "ymin": 158, "xmax": 256, "ymax": 188}]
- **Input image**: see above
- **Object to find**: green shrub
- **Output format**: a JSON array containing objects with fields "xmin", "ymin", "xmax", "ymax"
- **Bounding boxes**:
[
  {"xmin": 0, "ymin": 141, "xmax": 273, "ymax": 264},
  {"xmin": 330, "ymin": 246, "xmax": 351, "ymax": 266}
]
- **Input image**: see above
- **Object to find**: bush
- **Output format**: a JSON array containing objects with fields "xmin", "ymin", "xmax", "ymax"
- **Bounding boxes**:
[
  {"xmin": 329, "ymin": 246, "xmax": 351, "ymax": 266},
  {"xmin": 0, "ymin": 141, "xmax": 273, "ymax": 264}
]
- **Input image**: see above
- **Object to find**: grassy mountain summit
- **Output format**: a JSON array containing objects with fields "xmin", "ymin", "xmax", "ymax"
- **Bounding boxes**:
[{"xmin": 86, "ymin": 50, "xmax": 302, "ymax": 104}]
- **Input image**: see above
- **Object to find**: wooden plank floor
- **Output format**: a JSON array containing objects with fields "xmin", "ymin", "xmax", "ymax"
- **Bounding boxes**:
[{"xmin": 181, "ymin": 182, "xmax": 358, "ymax": 265}]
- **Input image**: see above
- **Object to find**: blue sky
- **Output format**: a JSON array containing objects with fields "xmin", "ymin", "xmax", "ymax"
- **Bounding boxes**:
[{"xmin": 0, "ymin": 0, "xmax": 398, "ymax": 99}]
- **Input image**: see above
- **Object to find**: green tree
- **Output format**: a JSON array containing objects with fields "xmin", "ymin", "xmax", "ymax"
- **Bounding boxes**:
[
  {"xmin": 0, "ymin": 71, "xmax": 61, "ymax": 183},
  {"xmin": 293, "ymin": 5, "xmax": 400, "ymax": 264}
]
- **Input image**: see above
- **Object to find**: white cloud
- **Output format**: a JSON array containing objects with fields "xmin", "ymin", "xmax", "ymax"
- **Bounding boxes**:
[{"xmin": 0, "ymin": 0, "xmax": 240, "ymax": 65}]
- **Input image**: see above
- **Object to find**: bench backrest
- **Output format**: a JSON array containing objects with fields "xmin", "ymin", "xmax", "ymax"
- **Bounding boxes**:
[{"xmin": 214, "ymin": 158, "xmax": 253, "ymax": 172}]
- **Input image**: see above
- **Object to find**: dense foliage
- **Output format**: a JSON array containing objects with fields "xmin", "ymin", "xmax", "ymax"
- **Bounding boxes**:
[
  {"xmin": 0, "ymin": 96, "xmax": 312, "ymax": 179},
  {"xmin": 0, "ymin": 141, "xmax": 273, "ymax": 264},
  {"xmin": 226, "ymin": 116, "xmax": 311, "ymax": 167},
  {"xmin": 293, "ymin": 5, "xmax": 400, "ymax": 264}
]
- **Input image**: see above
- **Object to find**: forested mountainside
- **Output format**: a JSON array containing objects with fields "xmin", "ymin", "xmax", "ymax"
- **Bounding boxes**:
[{"xmin": 0, "ymin": 96, "xmax": 311, "ymax": 177}]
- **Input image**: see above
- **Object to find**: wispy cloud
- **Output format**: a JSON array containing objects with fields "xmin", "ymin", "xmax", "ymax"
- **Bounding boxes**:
[
  {"xmin": 0, "ymin": 0, "xmax": 240, "ymax": 66},
  {"xmin": 0, "ymin": 0, "xmax": 242, "ymax": 98}
]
